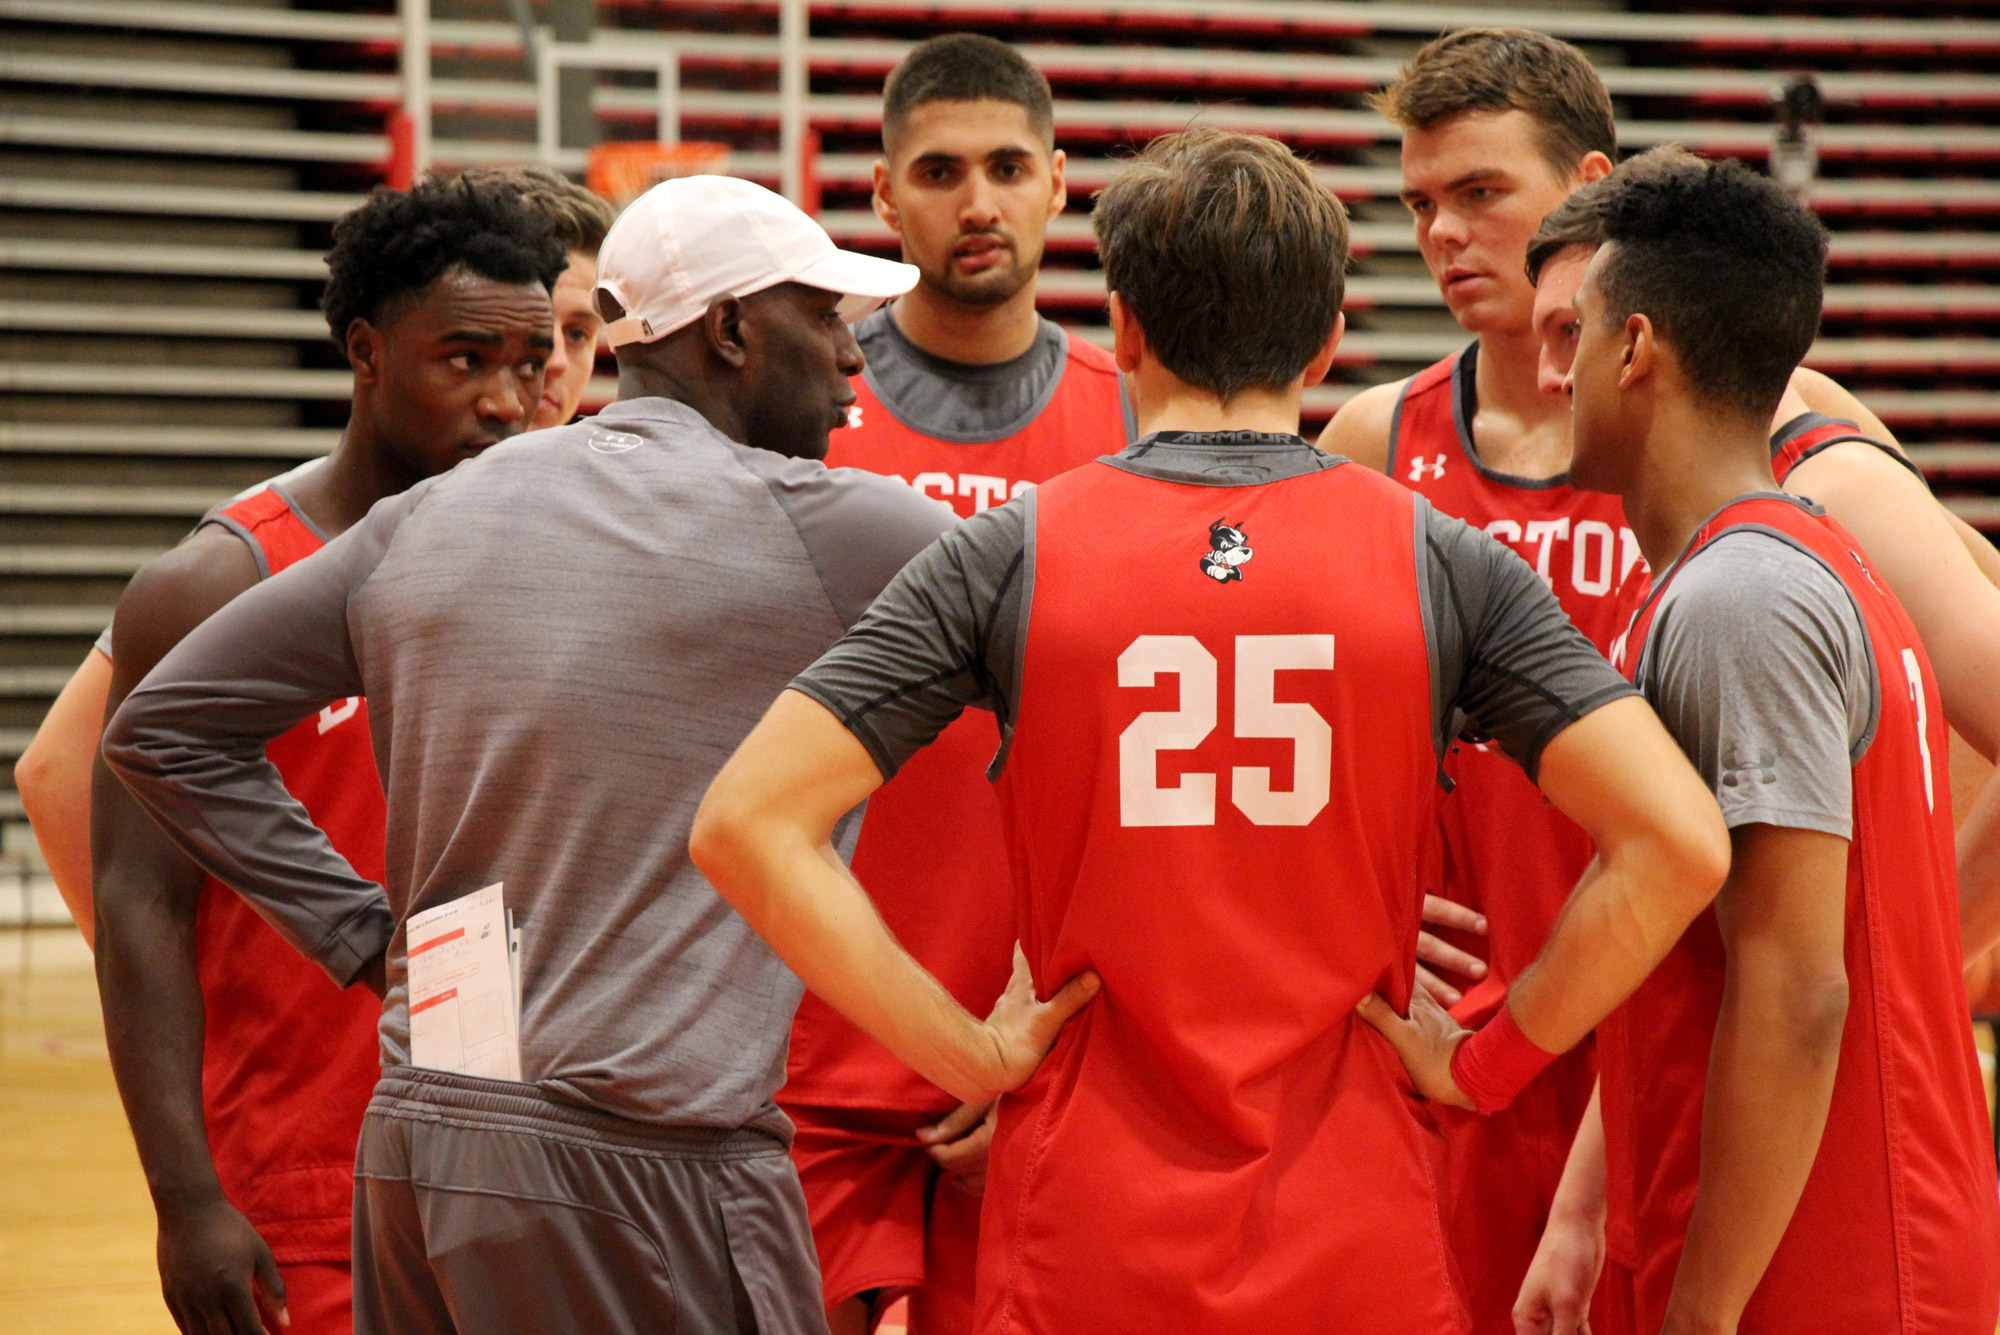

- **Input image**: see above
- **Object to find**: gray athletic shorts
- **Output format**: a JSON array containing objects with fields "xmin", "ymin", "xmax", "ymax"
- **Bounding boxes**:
[{"xmin": 351, "ymin": 1066, "xmax": 829, "ymax": 1335}]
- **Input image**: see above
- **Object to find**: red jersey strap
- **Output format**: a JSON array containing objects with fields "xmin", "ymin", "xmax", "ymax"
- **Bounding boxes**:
[
  {"xmin": 1768, "ymin": 412, "xmax": 1923, "ymax": 489},
  {"xmin": 1384, "ymin": 346, "xmax": 1461, "ymax": 481},
  {"xmin": 205, "ymin": 483, "xmax": 327, "ymax": 576}
]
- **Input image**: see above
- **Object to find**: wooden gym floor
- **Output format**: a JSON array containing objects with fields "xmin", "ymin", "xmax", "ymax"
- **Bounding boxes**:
[{"xmin": 0, "ymin": 925, "xmax": 1992, "ymax": 1332}]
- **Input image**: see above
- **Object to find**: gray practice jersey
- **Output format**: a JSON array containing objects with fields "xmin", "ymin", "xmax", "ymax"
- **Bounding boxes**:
[
  {"xmin": 1635, "ymin": 508, "xmax": 1876, "ymax": 837},
  {"xmin": 792, "ymin": 432, "xmax": 1639, "ymax": 785},
  {"xmin": 855, "ymin": 306, "xmax": 1136, "ymax": 443},
  {"xmin": 103, "ymin": 397, "xmax": 956, "ymax": 1136}
]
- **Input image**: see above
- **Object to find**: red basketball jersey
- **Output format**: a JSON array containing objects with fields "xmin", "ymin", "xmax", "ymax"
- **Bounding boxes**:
[
  {"xmin": 1387, "ymin": 345, "xmax": 1647, "ymax": 1334},
  {"xmin": 787, "ymin": 330, "xmax": 1126, "ymax": 1112},
  {"xmin": 977, "ymin": 458, "xmax": 1465, "ymax": 1334},
  {"xmin": 196, "ymin": 485, "xmax": 385, "ymax": 1261},
  {"xmin": 1602, "ymin": 494, "xmax": 2000, "ymax": 1334},
  {"xmin": 1388, "ymin": 345, "xmax": 1645, "ymax": 979}
]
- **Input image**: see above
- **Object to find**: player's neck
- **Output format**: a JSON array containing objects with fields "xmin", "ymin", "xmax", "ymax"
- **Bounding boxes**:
[
  {"xmin": 1130, "ymin": 363, "xmax": 1302, "ymax": 438},
  {"xmin": 1626, "ymin": 402, "xmax": 1778, "ymax": 572},
  {"xmin": 1469, "ymin": 326, "xmax": 1575, "ymax": 477},
  {"xmin": 289, "ymin": 416, "xmax": 426, "ymax": 538},
  {"xmin": 890, "ymin": 280, "xmax": 1041, "ymax": 365}
]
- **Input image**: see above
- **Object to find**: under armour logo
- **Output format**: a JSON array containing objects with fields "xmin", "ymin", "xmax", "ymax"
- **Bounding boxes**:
[
  {"xmin": 1721, "ymin": 744, "xmax": 1778, "ymax": 788},
  {"xmin": 1408, "ymin": 454, "xmax": 1447, "ymax": 482},
  {"xmin": 845, "ymin": 404, "xmax": 864, "ymax": 430}
]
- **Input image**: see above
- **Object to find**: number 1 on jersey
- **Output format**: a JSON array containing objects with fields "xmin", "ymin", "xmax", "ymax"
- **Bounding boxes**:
[
  {"xmin": 1901, "ymin": 647, "xmax": 1935, "ymax": 813},
  {"xmin": 1117, "ymin": 634, "xmax": 1336, "ymax": 828}
]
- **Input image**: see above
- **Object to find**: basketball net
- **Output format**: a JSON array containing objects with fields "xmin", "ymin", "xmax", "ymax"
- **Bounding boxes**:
[{"xmin": 587, "ymin": 141, "xmax": 733, "ymax": 208}]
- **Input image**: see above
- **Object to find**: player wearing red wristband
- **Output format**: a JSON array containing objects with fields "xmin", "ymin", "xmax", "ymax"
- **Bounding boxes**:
[
  {"xmin": 699, "ymin": 126, "xmax": 1729, "ymax": 1334},
  {"xmin": 1326, "ymin": 36, "xmax": 2000, "ymax": 1335},
  {"xmin": 782, "ymin": 36, "xmax": 1127, "ymax": 1335}
]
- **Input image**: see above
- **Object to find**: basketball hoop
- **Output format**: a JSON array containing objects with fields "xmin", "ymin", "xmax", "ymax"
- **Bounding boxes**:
[{"xmin": 587, "ymin": 141, "xmax": 732, "ymax": 208}]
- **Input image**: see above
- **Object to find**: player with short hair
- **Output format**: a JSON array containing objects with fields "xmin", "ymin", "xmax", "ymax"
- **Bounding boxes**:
[
  {"xmin": 90, "ymin": 175, "xmax": 564, "ymax": 1335},
  {"xmin": 1325, "ymin": 33, "xmax": 2000, "ymax": 1334},
  {"xmin": 458, "ymin": 165, "xmax": 618, "ymax": 428},
  {"xmin": 1480, "ymin": 154, "xmax": 2000, "ymax": 1335},
  {"xmin": 101, "ymin": 176, "xmax": 1005, "ymax": 1335},
  {"xmin": 1514, "ymin": 146, "xmax": 2000, "ymax": 1335},
  {"xmin": 692, "ymin": 125, "xmax": 1730, "ymax": 1333},
  {"xmin": 18, "ymin": 166, "xmax": 613, "ymax": 938},
  {"xmin": 783, "ymin": 34, "xmax": 1127, "ymax": 1335},
  {"xmin": 1322, "ymin": 35, "xmax": 1630, "ymax": 1331}
]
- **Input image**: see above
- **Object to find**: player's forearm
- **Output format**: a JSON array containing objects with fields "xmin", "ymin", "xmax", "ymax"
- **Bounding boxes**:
[
  {"xmin": 1663, "ymin": 960, "xmax": 1846, "ymax": 1334},
  {"xmin": 1522, "ymin": 701, "xmax": 1730, "ymax": 1052},
  {"xmin": 1548, "ymin": 1080, "xmax": 1608, "ymax": 1232},
  {"xmin": 1957, "ymin": 774, "xmax": 2000, "ymax": 961},
  {"xmin": 17, "ymin": 652, "xmax": 114, "ymax": 945},
  {"xmin": 1506, "ymin": 836, "xmax": 1717, "ymax": 1055},
  {"xmin": 692, "ymin": 814, "xmax": 1000, "ymax": 1104},
  {"xmin": 94, "ymin": 868, "xmax": 228, "ymax": 1211},
  {"xmin": 17, "ymin": 737, "xmax": 96, "ymax": 946}
]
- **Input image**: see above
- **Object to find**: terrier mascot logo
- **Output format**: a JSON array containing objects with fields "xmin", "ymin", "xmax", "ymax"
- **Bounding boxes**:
[{"xmin": 1200, "ymin": 520, "xmax": 1252, "ymax": 583}]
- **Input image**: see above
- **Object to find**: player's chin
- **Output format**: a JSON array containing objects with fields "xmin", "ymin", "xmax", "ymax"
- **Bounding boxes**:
[{"xmin": 943, "ymin": 265, "xmax": 1030, "ymax": 308}]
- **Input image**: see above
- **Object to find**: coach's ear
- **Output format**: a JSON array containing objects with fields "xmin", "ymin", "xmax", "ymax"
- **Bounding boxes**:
[
  {"xmin": 701, "ymin": 296, "xmax": 749, "ymax": 370},
  {"xmin": 1300, "ymin": 312, "xmax": 1347, "ymax": 389}
]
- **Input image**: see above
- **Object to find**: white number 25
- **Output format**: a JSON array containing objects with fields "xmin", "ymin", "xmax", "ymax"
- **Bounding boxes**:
[{"xmin": 1117, "ymin": 634, "xmax": 1335, "ymax": 827}]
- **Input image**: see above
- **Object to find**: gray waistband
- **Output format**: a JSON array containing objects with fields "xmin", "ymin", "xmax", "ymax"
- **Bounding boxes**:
[{"xmin": 369, "ymin": 1066, "xmax": 788, "ymax": 1162}]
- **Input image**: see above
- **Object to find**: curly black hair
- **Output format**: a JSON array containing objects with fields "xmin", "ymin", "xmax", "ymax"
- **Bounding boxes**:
[
  {"xmin": 1591, "ymin": 154, "xmax": 1828, "ymax": 421},
  {"xmin": 321, "ymin": 173, "xmax": 569, "ymax": 356}
]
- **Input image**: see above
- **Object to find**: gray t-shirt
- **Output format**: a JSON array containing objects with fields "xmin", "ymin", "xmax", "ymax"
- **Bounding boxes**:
[
  {"xmin": 1635, "ymin": 505, "xmax": 1876, "ymax": 837},
  {"xmin": 792, "ymin": 431, "xmax": 1639, "ymax": 785},
  {"xmin": 103, "ymin": 397, "xmax": 955, "ymax": 1136},
  {"xmin": 856, "ymin": 306, "xmax": 1135, "ymax": 443}
]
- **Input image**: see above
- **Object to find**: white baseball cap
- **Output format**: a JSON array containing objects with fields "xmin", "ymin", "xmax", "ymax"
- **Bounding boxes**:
[{"xmin": 595, "ymin": 175, "xmax": 919, "ymax": 348}]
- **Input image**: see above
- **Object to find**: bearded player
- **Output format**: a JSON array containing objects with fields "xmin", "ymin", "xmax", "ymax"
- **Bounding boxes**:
[
  {"xmin": 1320, "ymin": 31, "xmax": 2000, "ymax": 1334},
  {"xmin": 90, "ymin": 178, "xmax": 562, "ymax": 1335},
  {"xmin": 785, "ymin": 34, "xmax": 1128, "ymax": 1335}
]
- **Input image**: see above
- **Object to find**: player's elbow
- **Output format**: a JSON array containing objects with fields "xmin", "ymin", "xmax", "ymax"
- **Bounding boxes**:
[
  {"xmin": 13, "ymin": 734, "xmax": 59, "ymax": 820},
  {"xmin": 689, "ymin": 773, "xmax": 776, "ymax": 908},
  {"xmin": 1767, "ymin": 967, "xmax": 1852, "ymax": 1070},
  {"xmin": 1639, "ymin": 799, "xmax": 1733, "ymax": 927},
  {"xmin": 1594, "ymin": 797, "xmax": 1732, "ymax": 962}
]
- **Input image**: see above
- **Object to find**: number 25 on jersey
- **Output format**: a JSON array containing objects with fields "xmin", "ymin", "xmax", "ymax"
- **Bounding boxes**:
[{"xmin": 1119, "ymin": 634, "xmax": 1335, "ymax": 828}]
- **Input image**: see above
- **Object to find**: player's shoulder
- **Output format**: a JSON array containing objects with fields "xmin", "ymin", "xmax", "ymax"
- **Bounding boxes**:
[
  {"xmin": 756, "ymin": 453, "xmax": 955, "ymax": 554},
  {"xmin": 111, "ymin": 525, "xmax": 264, "ymax": 675},
  {"xmin": 1669, "ymin": 526, "xmax": 1849, "ymax": 629},
  {"xmin": 1316, "ymin": 378, "xmax": 1408, "ymax": 473}
]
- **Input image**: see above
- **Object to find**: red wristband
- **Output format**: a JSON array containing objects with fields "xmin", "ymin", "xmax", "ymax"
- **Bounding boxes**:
[{"xmin": 1449, "ymin": 1003, "xmax": 1558, "ymax": 1115}]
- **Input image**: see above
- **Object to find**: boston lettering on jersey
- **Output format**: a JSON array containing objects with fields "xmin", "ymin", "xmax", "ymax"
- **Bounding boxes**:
[
  {"xmin": 1387, "ymin": 341, "xmax": 1646, "ymax": 1333},
  {"xmin": 1390, "ymin": 345, "xmax": 1643, "ymax": 618},
  {"xmin": 191, "ymin": 483, "xmax": 385, "ymax": 1263},
  {"xmin": 1605, "ymin": 494, "xmax": 2000, "ymax": 1333},
  {"xmin": 787, "ymin": 325, "xmax": 1127, "ymax": 1112}
]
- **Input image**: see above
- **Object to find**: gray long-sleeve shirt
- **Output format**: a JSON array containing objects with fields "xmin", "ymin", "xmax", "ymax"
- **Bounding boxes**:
[{"xmin": 103, "ymin": 397, "xmax": 955, "ymax": 1135}]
